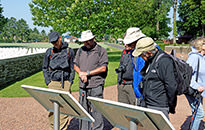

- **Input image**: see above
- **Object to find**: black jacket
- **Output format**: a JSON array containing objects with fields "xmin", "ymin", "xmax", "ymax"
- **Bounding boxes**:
[
  {"xmin": 116, "ymin": 49, "xmax": 133, "ymax": 84},
  {"xmin": 141, "ymin": 49, "xmax": 177, "ymax": 110},
  {"xmin": 42, "ymin": 42, "xmax": 75, "ymax": 85}
]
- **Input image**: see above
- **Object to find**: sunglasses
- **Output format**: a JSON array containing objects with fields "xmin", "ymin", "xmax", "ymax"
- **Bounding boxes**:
[{"xmin": 51, "ymin": 38, "xmax": 59, "ymax": 44}]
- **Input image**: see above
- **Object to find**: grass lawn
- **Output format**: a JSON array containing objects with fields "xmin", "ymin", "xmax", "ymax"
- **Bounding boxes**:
[{"xmin": 0, "ymin": 45, "xmax": 121, "ymax": 97}]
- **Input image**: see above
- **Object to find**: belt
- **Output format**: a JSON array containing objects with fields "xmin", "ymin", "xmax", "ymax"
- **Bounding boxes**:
[{"xmin": 122, "ymin": 80, "xmax": 133, "ymax": 85}]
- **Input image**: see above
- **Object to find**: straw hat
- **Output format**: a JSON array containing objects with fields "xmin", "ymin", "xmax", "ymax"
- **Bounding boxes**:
[{"xmin": 132, "ymin": 37, "xmax": 156, "ymax": 57}]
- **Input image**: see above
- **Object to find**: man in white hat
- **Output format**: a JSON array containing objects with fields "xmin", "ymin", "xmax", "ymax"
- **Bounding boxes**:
[
  {"xmin": 74, "ymin": 30, "xmax": 108, "ymax": 130},
  {"xmin": 116, "ymin": 27, "xmax": 145, "ymax": 105},
  {"xmin": 133, "ymin": 37, "xmax": 177, "ymax": 119}
]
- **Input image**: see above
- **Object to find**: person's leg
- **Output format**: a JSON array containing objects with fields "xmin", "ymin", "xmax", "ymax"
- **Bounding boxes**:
[
  {"xmin": 48, "ymin": 81, "xmax": 70, "ymax": 130},
  {"xmin": 118, "ymin": 84, "xmax": 129, "ymax": 104},
  {"xmin": 90, "ymin": 85, "xmax": 104, "ymax": 130},
  {"xmin": 63, "ymin": 80, "xmax": 71, "ymax": 93},
  {"xmin": 79, "ymin": 88, "xmax": 91, "ymax": 130},
  {"xmin": 125, "ymin": 84, "xmax": 136, "ymax": 105},
  {"xmin": 186, "ymin": 95, "xmax": 204, "ymax": 130}
]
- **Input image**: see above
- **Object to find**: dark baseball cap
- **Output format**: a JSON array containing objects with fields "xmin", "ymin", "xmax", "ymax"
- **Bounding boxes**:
[{"xmin": 48, "ymin": 31, "xmax": 60, "ymax": 43}]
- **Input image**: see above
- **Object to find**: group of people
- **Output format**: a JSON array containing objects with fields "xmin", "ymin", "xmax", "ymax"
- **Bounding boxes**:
[{"xmin": 42, "ymin": 28, "xmax": 205, "ymax": 130}]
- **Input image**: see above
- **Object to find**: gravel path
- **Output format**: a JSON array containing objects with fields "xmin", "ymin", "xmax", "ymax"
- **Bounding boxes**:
[{"xmin": 1, "ymin": 85, "xmax": 205, "ymax": 130}]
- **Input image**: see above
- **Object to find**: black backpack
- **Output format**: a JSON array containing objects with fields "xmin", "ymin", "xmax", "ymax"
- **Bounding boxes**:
[{"xmin": 155, "ymin": 49, "xmax": 193, "ymax": 95}]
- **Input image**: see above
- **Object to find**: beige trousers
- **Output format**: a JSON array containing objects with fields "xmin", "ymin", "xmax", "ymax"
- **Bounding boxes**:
[{"xmin": 48, "ymin": 80, "xmax": 71, "ymax": 130}]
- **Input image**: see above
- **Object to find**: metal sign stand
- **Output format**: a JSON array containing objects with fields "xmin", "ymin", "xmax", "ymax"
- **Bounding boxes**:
[
  {"xmin": 130, "ymin": 119, "xmax": 137, "ymax": 130},
  {"xmin": 53, "ymin": 101, "xmax": 60, "ymax": 130}
]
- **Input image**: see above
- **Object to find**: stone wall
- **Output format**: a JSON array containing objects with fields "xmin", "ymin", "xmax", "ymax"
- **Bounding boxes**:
[
  {"xmin": 164, "ymin": 46, "xmax": 191, "ymax": 61},
  {"xmin": 0, "ymin": 53, "xmax": 44, "ymax": 87}
]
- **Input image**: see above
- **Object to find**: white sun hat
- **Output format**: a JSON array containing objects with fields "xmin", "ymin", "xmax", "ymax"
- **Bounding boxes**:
[
  {"xmin": 123, "ymin": 27, "xmax": 146, "ymax": 45},
  {"xmin": 78, "ymin": 30, "xmax": 95, "ymax": 42}
]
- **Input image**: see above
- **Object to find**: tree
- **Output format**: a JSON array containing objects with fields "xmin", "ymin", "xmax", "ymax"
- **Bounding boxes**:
[
  {"xmin": 29, "ymin": 0, "xmax": 172, "ymax": 40},
  {"xmin": 152, "ymin": 0, "xmax": 172, "ymax": 39},
  {"xmin": 0, "ymin": 3, "xmax": 7, "ymax": 33},
  {"xmin": 178, "ymin": 0, "xmax": 205, "ymax": 37},
  {"xmin": 2, "ymin": 17, "xmax": 18, "ymax": 42},
  {"xmin": 41, "ymin": 29, "xmax": 48, "ymax": 42},
  {"xmin": 16, "ymin": 18, "xmax": 29, "ymax": 42},
  {"xmin": 172, "ymin": 0, "xmax": 177, "ymax": 44}
]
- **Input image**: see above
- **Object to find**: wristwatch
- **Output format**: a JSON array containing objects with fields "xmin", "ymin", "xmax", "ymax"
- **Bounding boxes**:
[{"xmin": 87, "ymin": 70, "xmax": 90, "ymax": 76}]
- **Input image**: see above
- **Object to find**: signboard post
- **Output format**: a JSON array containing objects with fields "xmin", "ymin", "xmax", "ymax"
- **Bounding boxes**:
[{"xmin": 21, "ymin": 85, "xmax": 95, "ymax": 130}]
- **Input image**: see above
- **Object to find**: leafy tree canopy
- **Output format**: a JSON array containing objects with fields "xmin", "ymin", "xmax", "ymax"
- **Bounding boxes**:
[
  {"xmin": 178, "ymin": 0, "xmax": 205, "ymax": 37},
  {"xmin": 29, "ymin": 0, "xmax": 172, "ymax": 39},
  {"xmin": 0, "ymin": 3, "xmax": 7, "ymax": 32}
]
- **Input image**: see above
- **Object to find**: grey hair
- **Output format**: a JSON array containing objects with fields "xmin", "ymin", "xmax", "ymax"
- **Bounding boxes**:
[{"xmin": 189, "ymin": 36, "xmax": 205, "ymax": 52}]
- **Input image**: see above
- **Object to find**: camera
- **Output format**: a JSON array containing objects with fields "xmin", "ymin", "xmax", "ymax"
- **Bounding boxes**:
[{"xmin": 115, "ymin": 64, "xmax": 126, "ymax": 73}]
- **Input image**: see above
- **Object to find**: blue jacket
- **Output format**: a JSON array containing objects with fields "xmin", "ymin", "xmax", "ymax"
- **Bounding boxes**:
[
  {"xmin": 186, "ymin": 51, "xmax": 205, "ymax": 96},
  {"xmin": 131, "ymin": 52, "xmax": 145, "ymax": 98}
]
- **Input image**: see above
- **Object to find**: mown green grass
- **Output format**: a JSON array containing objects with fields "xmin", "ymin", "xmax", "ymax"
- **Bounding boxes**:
[{"xmin": 0, "ymin": 45, "xmax": 121, "ymax": 97}]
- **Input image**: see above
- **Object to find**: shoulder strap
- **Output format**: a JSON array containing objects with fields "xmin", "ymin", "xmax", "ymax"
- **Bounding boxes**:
[
  {"xmin": 196, "ymin": 58, "xmax": 200, "ymax": 82},
  {"xmin": 97, "ymin": 44, "xmax": 102, "ymax": 57},
  {"xmin": 49, "ymin": 49, "xmax": 53, "ymax": 59},
  {"xmin": 67, "ymin": 48, "xmax": 70, "ymax": 59},
  {"xmin": 120, "ymin": 49, "xmax": 127, "ymax": 61}
]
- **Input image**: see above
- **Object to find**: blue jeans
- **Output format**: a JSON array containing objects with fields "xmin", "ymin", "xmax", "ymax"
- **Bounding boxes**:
[{"xmin": 185, "ymin": 94, "xmax": 204, "ymax": 130}]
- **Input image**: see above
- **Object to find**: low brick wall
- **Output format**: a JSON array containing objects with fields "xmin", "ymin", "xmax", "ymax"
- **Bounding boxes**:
[
  {"xmin": 0, "ymin": 53, "xmax": 44, "ymax": 87},
  {"xmin": 164, "ymin": 46, "xmax": 191, "ymax": 61}
]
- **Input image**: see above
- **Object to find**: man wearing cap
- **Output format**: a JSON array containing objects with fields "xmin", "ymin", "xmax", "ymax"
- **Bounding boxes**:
[
  {"xmin": 74, "ymin": 30, "xmax": 108, "ymax": 130},
  {"xmin": 116, "ymin": 27, "xmax": 146, "ymax": 105},
  {"xmin": 133, "ymin": 37, "xmax": 177, "ymax": 119},
  {"xmin": 42, "ymin": 31, "xmax": 75, "ymax": 130}
]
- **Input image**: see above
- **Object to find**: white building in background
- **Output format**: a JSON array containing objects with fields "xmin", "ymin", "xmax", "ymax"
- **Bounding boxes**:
[{"xmin": 64, "ymin": 36, "xmax": 78, "ymax": 43}]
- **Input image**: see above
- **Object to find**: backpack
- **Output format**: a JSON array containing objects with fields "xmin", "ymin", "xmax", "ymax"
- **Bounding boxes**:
[
  {"xmin": 49, "ymin": 48, "xmax": 71, "ymax": 70},
  {"xmin": 155, "ymin": 49, "xmax": 193, "ymax": 95},
  {"xmin": 49, "ymin": 48, "xmax": 70, "ymax": 59}
]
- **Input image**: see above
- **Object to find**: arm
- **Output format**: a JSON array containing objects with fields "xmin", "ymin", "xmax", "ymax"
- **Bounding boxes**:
[
  {"xmin": 68, "ymin": 48, "xmax": 75, "ymax": 84},
  {"xmin": 159, "ymin": 57, "xmax": 177, "ymax": 113},
  {"xmin": 42, "ymin": 49, "xmax": 51, "ymax": 85},
  {"xmin": 187, "ymin": 54, "xmax": 204, "ymax": 91}
]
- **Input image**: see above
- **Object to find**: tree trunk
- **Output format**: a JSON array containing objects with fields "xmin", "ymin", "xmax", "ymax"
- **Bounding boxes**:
[
  {"xmin": 173, "ymin": 0, "xmax": 177, "ymax": 44},
  {"xmin": 156, "ymin": 19, "xmax": 159, "ymax": 40}
]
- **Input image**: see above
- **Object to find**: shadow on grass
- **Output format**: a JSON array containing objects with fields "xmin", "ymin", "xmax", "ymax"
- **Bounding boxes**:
[
  {"xmin": 107, "ymin": 51, "xmax": 122, "ymax": 55},
  {"xmin": 108, "ymin": 56, "xmax": 121, "ymax": 62},
  {"xmin": 180, "ymin": 116, "xmax": 204, "ymax": 130}
]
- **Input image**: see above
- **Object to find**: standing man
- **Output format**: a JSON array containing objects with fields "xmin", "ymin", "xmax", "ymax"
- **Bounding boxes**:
[
  {"xmin": 132, "ymin": 37, "xmax": 177, "ymax": 119},
  {"xmin": 42, "ymin": 31, "xmax": 75, "ymax": 130},
  {"xmin": 116, "ymin": 27, "xmax": 145, "ymax": 105},
  {"xmin": 74, "ymin": 30, "xmax": 108, "ymax": 130}
]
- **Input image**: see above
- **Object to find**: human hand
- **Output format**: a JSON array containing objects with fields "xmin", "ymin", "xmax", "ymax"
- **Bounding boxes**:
[
  {"xmin": 197, "ymin": 86, "xmax": 205, "ymax": 92},
  {"xmin": 79, "ymin": 71, "xmax": 87, "ymax": 77}
]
